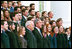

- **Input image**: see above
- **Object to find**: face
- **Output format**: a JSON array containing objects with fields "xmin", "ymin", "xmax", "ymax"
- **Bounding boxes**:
[
  {"xmin": 52, "ymin": 22, "xmax": 56, "ymax": 27},
  {"xmin": 30, "ymin": 22, "xmax": 34, "ymax": 31},
  {"xmin": 43, "ymin": 12, "xmax": 47, "ymax": 17},
  {"xmin": 22, "ymin": 6, "xmax": 25, "ymax": 10},
  {"xmin": 36, "ymin": 12, "xmax": 40, "ymax": 17},
  {"xmin": 18, "ymin": 13, "xmax": 22, "ymax": 20},
  {"xmin": 47, "ymin": 24, "xmax": 52, "ymax": 32},
  {"xmin": 67, "ymin": 29, "xmax": 71, "ymax": 34},
  {"xmin": 24, "ymin": 10, "xmax": 28, "ymax": 16},
  {"xmin": 27, "ymin": 7, "xmax": 30, "ymax": 10},
  {"xmin": 59, "ymin": 26, "xmax": 63, "ymax": 33},
  {"xmin": 18, "ymin": 2, "xmax": 21, "ymax": 7},
  {"xmin": 31, "ymin": 10, "xmax": 35, "ymax": 16},
  {"xmin": 3, "ymin": 1, "xmax": 8, "ymax": 8},
  {"xmin": 4, "ymin": 21, "xmax": 8, "ymax": 30},
  {"xmin": 49, "ymin": 12, "xmax": 53, "ymax": 18},
  {"xmin": 54, "ymin": 27, "xmax": 58, "ymax": 33},
  {"xmin": 37, "ymin": 20, "xmax": 42, "ymax": 29},
  {"xmin": 5, "ymin": 11, "xmax": 9, "ymax": 17},
  {"xmin": 22, "ymin": 27, "xmax": 26, "ymax": 36},
  {"xmin": 14, "ymin": 2, "xmax": 17, "ymax": 7},
  {"xmin": 17, "ymin": 8, "xmax": 21, "ymax": 12},
  {"xmin": 1, "ymin": 11, "xmax": 4, "ymax": 20},
  {"xmin": 12, "ymin": 23, "xmax": 15, "ymax": 30},
  {"xmin": 8, "ymin": 2, "xmax": 12, "ymax": 7},
  {"xmin": 31, "ymin": 5, "xmax": 35, "ymax": 10},
  {"xmin": 15, "ymin": 14, "xmax": 19, "ymax": 21},
  {"xmin": 59, "ymin": 20, "xmax": 63, "ymax": 26}
]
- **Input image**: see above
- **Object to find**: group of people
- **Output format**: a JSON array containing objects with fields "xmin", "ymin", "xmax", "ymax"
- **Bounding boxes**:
[{"xmin": 1, "ymin": 1, "xmax": 71, "ymax": 48}]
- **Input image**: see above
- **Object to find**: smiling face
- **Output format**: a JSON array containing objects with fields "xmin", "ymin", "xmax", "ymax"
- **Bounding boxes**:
[{"xmin": 54, "ymin": 26, "xmax": 59, "ymax": 34}]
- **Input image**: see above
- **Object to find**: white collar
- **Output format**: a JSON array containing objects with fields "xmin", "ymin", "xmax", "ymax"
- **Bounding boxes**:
[
  {"xmin": 36, "ymin": 27, "xmax": 40, "ymax": 32},
  {"xmin": 23, "ymin": 15, "xmax": 27, "ymax": 20},
  {"xmin": 20, "ymin": 35, "xmax": 23, "ymax": 37}
]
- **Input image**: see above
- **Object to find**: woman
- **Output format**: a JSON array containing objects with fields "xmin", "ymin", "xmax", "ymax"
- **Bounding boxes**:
[
  {"xmin": 3, "ymin": 9, "xmax": 12, "ymax": 21},
  {"xmin": 18, "ymin": 26, "xmax": 27, "ymax": 48},
  {"xmin": 49, "ymin": 26, "xmax": 57, "ymax": 48},
  {"xmin": 42, "ymin": 23, "xmax": 51, "ymax": 48},
  {"xmin": 57, "ymin": 26, "xmax": 68, "ymax": 48}
]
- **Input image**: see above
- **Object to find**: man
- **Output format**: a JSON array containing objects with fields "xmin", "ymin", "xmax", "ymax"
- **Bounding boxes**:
[
  {"xmin": 33, "ymin": 19, "xmax": 43, "ymax": 48},
  {"xmin": 8, "ymin": 1, "xmax": 14, "ymax": 13},
  {"xmin": 21, "ymin": 9, "xmax": 28, "ymax": 26},
  {"xmin": 30, "ymin": 3, "xmax": 35, "ymax": 10},
  {"xmin": 35, "ymin": 11, "xmax": 40, "ymax": 19},
  {"xmin": 25, "ymin": 21, "xmax": 37, "ymax": 48},
  {"xmin": 17, "ymin": 1, "xmax": 22, "ymax": 7},
  {"xmin": 2, "ymin": 20, "xmax": 18, "ymax": 48},
  {"xmin": 1, "ymin": 20, "xmax": 10, "ymax": 48},
  {"xmin": 28, "ymin": 9, "xmax": 35, "ymax": 18},
  {"xmin": 1, "ymin": 1, "xmax": 8, "ymax": 10},
  {"xmin": 48, "ymin": 11, "xmax": 54, "ymax": 20}
]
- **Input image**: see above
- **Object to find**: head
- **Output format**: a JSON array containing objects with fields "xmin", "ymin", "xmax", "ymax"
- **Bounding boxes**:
[
  {"xmin": 8, "ymin": 1, "xmax": 12, "ymax": 8},
  {"xmin": 25, "ymin": 6, "xmax": 30, "ymax": 11},
  {"xmin": 14, "ymin": 6, "xmax": 21, "ymax": 12},
  {"xmin": 50, "ymin": 20, "xmax": 56, "ymax": 27},
  {"xmin": 25, "ymin": 21, "xmax": 34, "ymax": 31},
  {"xmin": 35, "ymin": 11, "xmax": 40, "ymax": 18},
  {"xmin": 46, "ymin": 24, "xmax": 52, "ymax": 32},
  {"xmin": 35, "ymin": 19, "xmax": 42, "ymax": 29},
  {"xmin": 30, "ymin": 3, "xmax": 35, "ymax": 10},
  {"xmin": 29, "ymin": 9, "xmax": 35, "ymax": 16},
  {"xmin": 66, "ymin": 28, "xmax": 71, "ymax": 35},
  {"xmin": 18, "ymin": 26, "xmax": 26, "ymax": 36},
  {"xmin": 12, "ymin": 2, "xmax": 17, "ymax": 7},
  {"xmin": 20, "ymin": 5, "xmax": 25, "ymax": 10},
  {"xmin": 22, "ymin": 9, "xmax": 28, "ymax": 17},
  {"xmin": 52, "ymin": 26, "xmax": 59, "ymax": 34},
  {"xmin": 1, "ymin": 20, "xmax": 8, "ymax": 31},
  {"xmin": 17, "ymin": 1, "xmax": 21, "ymax": 7},
  {"xmin": 59, "ymin": 26, "xmax": 64, "ymax": 33},
  {"xmin": 48, "ymin": 11, "xmax": 53, "ymax": 18},
  {"xmin": 18, "ymin": 12, "xmax": 22, "ymax": 20},
  {"xmin": 1, "ymin": 10, "xmax": 4, "ymax": 20},
  {"xmin": 12, "ymin": 12, "xmax": 19, "ymax": 21},
  {"xmin": 2, "ymin": 1, "xmax": 8, "ymax": 8},
  {"xmin": 56, "ymin": 18, "xmax": 63, "ymax": 27},
  {"xmin": 42, "ymin": 11, "xmax": 47, "ymax": 17},
  {"xmin": 3, "ymin": 9, "xmax": 10, "ymax": 17}
]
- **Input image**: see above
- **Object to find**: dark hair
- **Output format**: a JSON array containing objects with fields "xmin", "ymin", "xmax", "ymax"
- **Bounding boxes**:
[
  {"xmin": 50, "ymin": 20, "xmax": 56, "ymax": 25},
  {"xmin": 14, "ymin": 6, "xmax": 20, "ymax": 11},
  {"xmin": 20, "ymin": 5, "xmax": 25, "ymax": 9},
  {"xmin": 27, "ymin": 17, "xmax": 34, "ymax": 21},
  {"xmin": 17, "ymin": 1, "xmax": 21, "ymax": 4},
  {"xmin": 1, "ymin": 20, "xmax": 7, "ymax": 25},
  {"xmin": 56, "ymin": 18, "xmax": 62, "ymax": 23},
  {"xmin": 65, "ymin": 28, "xmax": 69, "ymax": 32},
  {"xmin": 52, "ymin": 26, "xmax": 57, "ymax": 32},
  {"xmin": 42, "ymin": 11, "xmax": 46, "ymax": 16},
  {"xmin": 29, "ymin": 9, "xmax": 33, "ymax": 13},
  {"xmin": 35, "ymin": 11, "xmax": 39, "ymax": 15},
  {"xmin": 30, "ymin": 3, "xmax": 35, "ymax": 7},
  {"xmin": 48, "ymin": 11, "xmax": 52, "ymax": 15}
]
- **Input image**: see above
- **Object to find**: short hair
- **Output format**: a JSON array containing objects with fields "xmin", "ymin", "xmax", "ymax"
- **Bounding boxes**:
[
  {"xmin": 20, "ymin": 5, "xmax": 25, "ymax": 9},
  {"xmin": 17, "ymin": 1, "xmax": 21, "ymax": 4},
  {"xmin": 34, "ymin": 19, "xmax": 40, "ymax": 26},
  {"xmin": 22, "ymin": 9, "xmax": 27, "ymax": 13},
  {"xmin": 14, "ymin": 6, "xmax": 20, "ymax": 11},
  {"xmin": 27, "ymin": 17, "xmax": 34, "ymax": 21},
  {"xmin": 56, "ymin": 18, "xmax": 62, "ymax": 23},
  {"xmin": 30, "ymin": 3, "xmax": 35, "ymax": 7},
  {"xmin": 48, "ymin": 11, "xmax": 52, "ymax": 15},
  {"xmin": 50, "ymin": 20, "xmax": 56, "ymax": 25},
  {"xmin": 35, "ymin": 11, "xmax": 39, "ymax": 15},
  {"xmin": 29, "ymin": 9, "xmax": 33, "ymax": 13},
  {"xmin": 25, "ymin": 21, "xmax": 33, "ymax": 28},
  {"xmin": 42, "ymin": 11, "xmax": 46, "ymax": 16}
]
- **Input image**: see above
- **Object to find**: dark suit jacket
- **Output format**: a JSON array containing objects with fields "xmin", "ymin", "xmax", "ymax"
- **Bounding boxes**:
[
  {"xmin": 19, "ymin": 36, "xmax": 27, "ymax": 48},
  {"xmin": 5, "ymin": 30, "xmax": 18, "ymax": 48},
  {"xmin": 32, "ymin": 27, "xmax": 43, "ymax": 48},
  {"xmin": 21, "ymin": 16, "xmax": 27, "ymax": 27},
  {"xmin": 25, "ymin": 28, "xmax": 37, "ymax": 48},
  {"xmin": 1, "ymin": 30, "xmax": 10, "ymax": 48}
]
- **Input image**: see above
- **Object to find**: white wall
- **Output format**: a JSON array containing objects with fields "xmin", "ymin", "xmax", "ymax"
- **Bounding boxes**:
[{"xmin": 50, "ymin": 1, "xmax": 71, "ymax": 28}]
